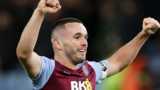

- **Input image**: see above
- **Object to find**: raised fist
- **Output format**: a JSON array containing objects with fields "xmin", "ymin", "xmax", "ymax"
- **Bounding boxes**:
[
  {"xmin": 143, "ymin": 17, "xmax": 160, "ymax": 35},
  {"xmin": 37, "ymin": 0, "xmax": 61, "ymax": 14}
]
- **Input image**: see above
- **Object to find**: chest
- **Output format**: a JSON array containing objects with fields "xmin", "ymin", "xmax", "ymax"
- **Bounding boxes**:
[{"xmin": 43, "ymin": 62, "xmax": 96, "ymax": 90}]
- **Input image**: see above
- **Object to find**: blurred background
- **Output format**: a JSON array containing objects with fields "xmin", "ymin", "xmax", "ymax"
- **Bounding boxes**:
[{"xmin": 0, "ymin": 0, "xmax": 160, "ymax": 90}]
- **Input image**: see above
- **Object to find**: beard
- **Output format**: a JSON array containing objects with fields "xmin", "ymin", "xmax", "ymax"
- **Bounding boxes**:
[
  {"xmin": 72, "ymin": 58, "xmax": 84, "ymax": 65},
  {"xmin": 69, "ymin": 52, "xmax": 86, "ymax": 65},
  {"xmin": 64, "ymin": 48, "xmax": 86, "ymax": 65}
]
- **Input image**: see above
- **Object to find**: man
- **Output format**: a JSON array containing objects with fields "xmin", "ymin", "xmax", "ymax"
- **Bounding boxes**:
[{"xmin": 16, "ymin": 0, "xmax": 160, "ymax": 90}]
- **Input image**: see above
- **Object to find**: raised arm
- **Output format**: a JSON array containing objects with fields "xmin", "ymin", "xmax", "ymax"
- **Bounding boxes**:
[
  {"xmin": 106, "ymin": 17, "xmax": 160, "ymax": 76},
  {"xmin": 16, "ymin": 0, "xmax": 61, "ymax": 78}
]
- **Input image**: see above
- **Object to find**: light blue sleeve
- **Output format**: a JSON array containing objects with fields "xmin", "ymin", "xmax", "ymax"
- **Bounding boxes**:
[
  {"xmin": 32, "ymin": 56, "xmax": 55, "ymax": 90},
  {"xmin": 88, "ymin": 60, "xmax": 111, "ymax": 83}
]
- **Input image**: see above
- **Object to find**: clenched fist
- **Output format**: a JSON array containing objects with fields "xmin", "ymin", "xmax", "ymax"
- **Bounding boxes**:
[
  {"xmin": 142, "ymin": 17, "xmax": 160, "ymax": 35},
  {"xmin": 37, "ymin": 0, "xmax": 61, "ymax": 14}
]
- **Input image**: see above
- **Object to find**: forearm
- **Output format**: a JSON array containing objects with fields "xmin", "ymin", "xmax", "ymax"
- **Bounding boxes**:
[
  {"xmin": 108, "ymin": 31, "xmax": 150, "ymax": 73},
  {"xmin": 16, "ymin": 0, "xmax": 61, "ymax": 79},
  {"xmin": 17, "ymin": 9, "xmax": 45, "ymax": 57}
]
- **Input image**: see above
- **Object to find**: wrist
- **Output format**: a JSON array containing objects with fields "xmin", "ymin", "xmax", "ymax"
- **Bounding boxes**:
[
  {"xmin": 34, "ymin": 8, "xmax": 46, "ymax": 17},
  {"xmin": 139, "ymin": 30, "xmax": 151, "ymax": 37}
]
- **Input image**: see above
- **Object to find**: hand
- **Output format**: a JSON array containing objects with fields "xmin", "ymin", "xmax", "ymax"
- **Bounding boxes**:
[
  {"xmin": 142, "ymin": 17, "xmax": 160, "ymax": 35},
  {"xmin": 37, "ymin": 0, "xmax": 61, "ymax": 14}
]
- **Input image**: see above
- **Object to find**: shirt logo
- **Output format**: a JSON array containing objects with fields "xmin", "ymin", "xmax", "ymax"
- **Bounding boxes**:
[{"xmin": 71, "ymin": 79, "xmax": 92, "ymax": 90}]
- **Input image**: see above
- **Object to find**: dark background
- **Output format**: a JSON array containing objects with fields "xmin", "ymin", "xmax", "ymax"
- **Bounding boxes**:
[{"xmin": 0, "ymin": 0, "xmax": 160, "ymax": 90}]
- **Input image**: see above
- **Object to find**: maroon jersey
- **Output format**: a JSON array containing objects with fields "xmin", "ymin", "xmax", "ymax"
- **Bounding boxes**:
[{"xmin": 42, "ymin": 61, "xmax": 96, "ymax": 90}]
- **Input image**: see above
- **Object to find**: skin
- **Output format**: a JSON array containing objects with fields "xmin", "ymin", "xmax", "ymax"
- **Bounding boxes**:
[
  {"xmin": 51, "ymin": 22, "xmax": 88, "ymax": 68},
  {"xmin": 16, "ymin": 0, "xmax": 160, "ymax": 80}
]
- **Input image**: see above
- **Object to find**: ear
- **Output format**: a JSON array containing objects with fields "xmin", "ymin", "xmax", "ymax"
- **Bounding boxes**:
[{"xmin": 51, "ymin": 38, "xmax": 63, "ymax": 50}]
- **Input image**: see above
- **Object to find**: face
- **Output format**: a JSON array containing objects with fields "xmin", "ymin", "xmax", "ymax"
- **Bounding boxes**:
[{"xmin": 55, "ymin": 22, "xmax": 88, "ymax": 65}]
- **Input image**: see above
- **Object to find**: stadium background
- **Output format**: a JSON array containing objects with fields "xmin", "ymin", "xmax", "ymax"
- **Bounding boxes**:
[{"xmin": 0, "ymin": 0, "xmax": 160, "ymax": 90}]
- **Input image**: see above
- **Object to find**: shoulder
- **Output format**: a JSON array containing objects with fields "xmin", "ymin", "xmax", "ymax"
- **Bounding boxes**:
[
  {"xmin": 33, "ymin": 56, "xmax": 55, "ymax": 89},
  {"xmin": 87, "ymin": 60, "xmax": 111, "ymax": 83}
]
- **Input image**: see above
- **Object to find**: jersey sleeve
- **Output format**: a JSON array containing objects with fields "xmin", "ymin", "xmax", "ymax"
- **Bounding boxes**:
[
  {"xmin": 88, "ymin": 59, "xmax": 111, "ymax": 83},
  {"xmin": 32, "ymin": 56, "xmax": 55, "ymax": 90}
]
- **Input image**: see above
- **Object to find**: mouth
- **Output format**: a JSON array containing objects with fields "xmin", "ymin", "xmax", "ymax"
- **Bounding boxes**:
[
  {"xmin": 79, "ymin": 48, "xmax": 87, "ymax": 53},
  {"xmin": 76, "ymin": 49, "xmax": 87, "ymax": 60},
  {"xmin": 79, "ymin": 49, "xmax": 86, "ymax": 52},
  {"xmin": 79, "ymin": 49, "xmax": 87, "ymax": 55}
]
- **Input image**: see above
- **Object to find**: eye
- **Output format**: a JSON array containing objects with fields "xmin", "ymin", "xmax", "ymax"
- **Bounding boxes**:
[
  {"xmin": 74, "ymin": 34, "xmax": 81, "ymax": 39},
  {"xmin": 73, "ymin": 33, "xmax": 88, "ymax": 40}
]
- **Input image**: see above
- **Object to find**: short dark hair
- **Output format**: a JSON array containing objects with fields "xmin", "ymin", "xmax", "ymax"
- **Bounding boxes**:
[
  {"xmin": 53, "ymin": 17, "xmax": 83, "ymax": 29},
  {"xmin": 51, "ymin": 17, "xmax": 83, "ymax": 38}
]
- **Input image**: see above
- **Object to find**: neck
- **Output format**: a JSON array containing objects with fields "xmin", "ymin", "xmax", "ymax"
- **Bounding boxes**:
[{"xmin": 54, "ymin": 53, "xmax": 77, "ymax": 70}]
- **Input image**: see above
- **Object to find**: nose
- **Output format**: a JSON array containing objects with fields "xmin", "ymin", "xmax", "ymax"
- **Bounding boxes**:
[{"xmin": 80, "ymin": 38, "xmax": 88, "ymax": 48}]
